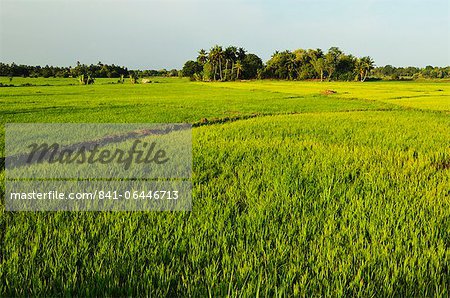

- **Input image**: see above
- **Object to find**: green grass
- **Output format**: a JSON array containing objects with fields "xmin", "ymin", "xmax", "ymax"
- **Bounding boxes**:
[
  {"xmin": 0, "ymin": 78, "xmax": 449, "ymax": 296},
  {"xmin": 204, "ymin": 80, "xmax": 450, "ymax": 111}
]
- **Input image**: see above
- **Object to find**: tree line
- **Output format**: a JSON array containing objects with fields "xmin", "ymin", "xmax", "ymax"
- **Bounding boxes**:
[
  {"xmin": 373, "ymin": 65, "xmax": 450, "ymax": 80},
  {"xmin": 183, "ymin": 45, "xmax": 450, "ymax": 81},
  {"xmin": 0, "ymin": 61, "xmax": 179, "ymax": 79},
  {"xmin": 2, "ymin": 47, "xmax": 449, "ymax": 82}
]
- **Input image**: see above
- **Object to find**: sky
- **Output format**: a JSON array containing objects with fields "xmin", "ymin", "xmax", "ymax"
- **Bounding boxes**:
[{"xmin": 0, "ymin": 0, "xmax": 449, "ymax": 69}]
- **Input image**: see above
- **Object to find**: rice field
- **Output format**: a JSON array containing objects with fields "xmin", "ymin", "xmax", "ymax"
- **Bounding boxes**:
[{"xmin": 0, "ymin": 77, "xmax": 449, "ymax": 296}]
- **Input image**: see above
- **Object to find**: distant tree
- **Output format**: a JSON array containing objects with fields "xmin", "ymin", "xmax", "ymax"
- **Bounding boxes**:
[
  {"xmin": 224, "ymin": 46, "xmax": 237, "ymax": 80},
  {"xmin": 311, "ymin": 57, "xmax": 326, "ymax": 81},
  {"xmin": 325, "ymin": 47, "xmax": 343, "ymax": 81},
  {"xmin": 237, "ymin": 47, "xmax": 246, "ymax": 61},
  {"xmin": 209, "ymin": 45, "xmax": 224, "ymax": 81},
  {"xmin": 335, "ymin": 54, "xmax": 357, "ymax": 80},
  {"xmin": 42, "ymin": 65, "xmax": 53, "ymax": 78},
  {"xmin": 202, "ymin": 62, "xmax": 213, "ymax": 81},
  {"xmin": 234, "ymin": 61, "xmax": 243, "ymax": 80},
  {"xmin": 356, "ymin": 56, "xmax": 375, "ymax": 82},
  {"xmin": 197, "ymin": 49, "xmax": 208, "ymax": 65},
  {"xmin": 242, "ymin": 53, "xmax": 263, "ymax": 79},
  {"xmin": 264, "ymin": 50, "xmax": 293, "ymax": 80},
  {"xmin": 293, "ymin": 49, "xmax": 314, "ymax": 79},
  {"xmin": 381, "ymin": 65, "xmax": 395, "ymax": 76},
  {"xmin": 182, "ymin": 60, "xmax": 202, "ymax": 78},
  {"xmin": 168, "ymin": 69, "xmax": 179, "ymax": 77},
  {"xmin": 308, "ymin": 48, "xmax": 324, "ymax": 61}
]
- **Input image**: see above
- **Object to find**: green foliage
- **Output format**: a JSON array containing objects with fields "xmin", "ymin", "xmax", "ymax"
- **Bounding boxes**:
[
  {"xmin": 311, "ymin": 57, "xmax": 326, "ymax": 81},
  {"xmin": 202, "ymin": 62, "xmax": 213, "ymax": 81},
  {"xmin": 196, "ymin": 49, "xmax": 208, "ymax": 65},
  {"xmin": 356, "ymin": 56, "xmax": 375, "ymax": 82},
  {"xmin": 186, "ymin": 45, "xmax": 264, "ymax": 81},
  {"xmin": 182, "ymin": 60, "xmax": 202, "ymax": 78},
  {"xmin": 325, "ymin": 47, "xmax": 343, "ymax": 80},
  {"xmin": 373, "ymin": 65, "xmax": 450, "ymax": 80},
  {"xmin": 261, "ymin": 50, "xmax": 294, "ymax": 79},
  {"xmin": 0, "ymin": 62, "xmax": 182, "ymax": 79},
  {"xmin": 262, "ymin": 47, "xmax": 360, "ymax": 81},
  {"xmin": 183, "ymin": 45, "xmax": 446, "ymax": 82},
  {"xmin": 234, "ymin": 61, "xmax": 243, "ymax": 80}
]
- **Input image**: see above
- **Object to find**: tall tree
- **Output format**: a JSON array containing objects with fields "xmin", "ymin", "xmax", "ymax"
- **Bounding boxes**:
[
  {"xmin": 224, "ymin": 46, "xmax": 237, "ymax": 81},
  {"xmin": 325, "ymin": 47, "xmax": 343, "ymax": 81},
  {"xmin": 197, "ymin": 49, "xmax": 208, "ymax": 65},
  {"xmin": 293, "ymin": 49, "xmax": 314, "ymax": 79},
  {"xmin": 242, "ymin": 53, "xmax": 263, "ymax": 79},
  {"xmin": 182, "ymin": 60, "xmax": 202, "ymax": 78},
  {"xmin": 237, "ymin": 47, "xmax": 246, "ymax": 61},
  {"xmin": 311, "ymin": 57, "xmax": 326, "ymax": 81},
  {"xmin": 356, "ymin": 56, "xmax": 375, "ymax": 82},
  {"xmin": 209, "ymin": 45, "xmax": 224, "ymax": 81},
  {"xmin": 234, "ymin": 61, "xmax": 243, "ymax": 80}
]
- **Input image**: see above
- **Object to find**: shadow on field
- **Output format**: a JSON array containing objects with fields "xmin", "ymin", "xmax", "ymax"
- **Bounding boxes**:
[{"xmin": 193, "ymin": 113, "xmax": 264, "ymax": 127}]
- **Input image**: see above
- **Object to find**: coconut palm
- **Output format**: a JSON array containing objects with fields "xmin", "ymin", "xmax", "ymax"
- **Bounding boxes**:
[
  {"xmin": 287, "ymin": 54, "xmax": 297, "ymax": 80},
  {"xmin": 234, "ymin": 61, "xmax": 243, "ymax": 80},
  {"xmin": 197, "ymin": 49, "xmax": 208, "ymax": 65},
  {"xmin": 237, "ymin": 47, "xmax": 246, "ymax": 61},
  {"xmin": 224, "ymin": 46, "xmax": 237, "ymax": 81},
  {"xmin": 209, "ymin": 45, "xmax": 224, "ymax": 81},
  {"xmin": 357, "ymin": 56, "xmax": 375, "ymax": 82}
]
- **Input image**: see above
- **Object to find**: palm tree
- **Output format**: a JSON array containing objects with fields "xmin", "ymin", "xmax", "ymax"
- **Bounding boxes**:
[
  {"xmin": 209, "ymin": 45, "xmax": 224, "ymax": 81},
  {"xmin": 208, "ymin": 47, "xmax": 218, "ymax": 81},
  {"xmin": 307, "ymin": 48, "xmax": 324, "ymax": 61},
  {"xmin": 224, "ymin": 46, "xmax": 237, "ymax": 81},
  {"xmin": 287, "ymin": 54, "xmax": 297, "ymax": 80},
  {"xmin": 217, "ymin": 47, "xmax": 224, "ymax": 81},
  {"xmin": 234, "ymin": 61, "xmax": 243, "ymax": 80},
  {"xmin": 237, "ymin": 47, "xmax": 246, "ymax": 61},
  {"xmin": 357, "ymin": 56, "xmax": 375, "ymax": 82},
  {"xmin": 197, "ymin": 49, "xmax": 208, "ymax": 65}
]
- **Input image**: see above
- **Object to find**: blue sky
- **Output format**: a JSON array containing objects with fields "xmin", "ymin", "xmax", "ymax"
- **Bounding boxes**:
[{"xmin": 1, "ymin": 0, "xmax": 449, "ymax": 69}]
